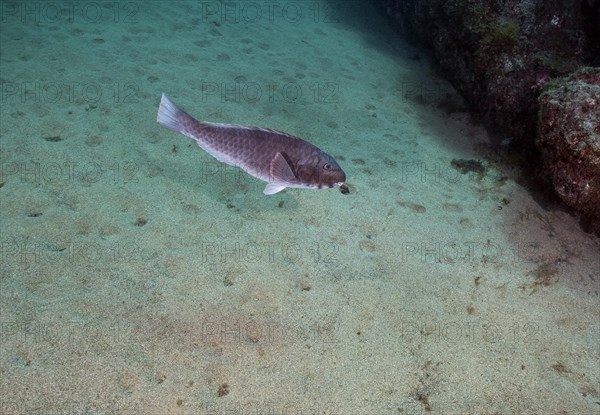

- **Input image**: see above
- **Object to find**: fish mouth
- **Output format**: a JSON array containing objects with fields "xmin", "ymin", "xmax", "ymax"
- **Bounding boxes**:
[{"xmin": 334, "ymin": 182, "xmax": 344, "ymax": 187}]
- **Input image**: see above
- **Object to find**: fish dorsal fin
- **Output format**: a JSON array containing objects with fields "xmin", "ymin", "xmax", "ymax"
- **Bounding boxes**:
[
  {"xmin": 262, "ymin": 152, "xmax": 296, "ymax": 195},
  {"xmin": 269, "ymin": 152, "xmax": 296, "ymax": 183}
]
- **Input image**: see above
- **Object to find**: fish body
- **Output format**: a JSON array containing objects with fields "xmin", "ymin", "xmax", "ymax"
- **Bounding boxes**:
[{"xmin": 157, "ymin": 94, "xmax": 346, "ymax": 195}]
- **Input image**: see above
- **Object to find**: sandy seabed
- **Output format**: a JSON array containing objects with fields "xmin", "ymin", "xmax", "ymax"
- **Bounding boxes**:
[{"xmin": 1, "ymin": 1, "xmax": 598, "ymax": 414}]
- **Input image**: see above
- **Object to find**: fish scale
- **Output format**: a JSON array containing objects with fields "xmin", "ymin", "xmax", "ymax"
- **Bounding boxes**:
[{"xmin": 157, "ymin": 93, "xmax": 346, "ymax": 195}]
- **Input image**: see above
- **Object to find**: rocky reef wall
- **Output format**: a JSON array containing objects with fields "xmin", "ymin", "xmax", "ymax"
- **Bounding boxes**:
[{"xmin": 381, "ymin": 0, "xmax": 600, "ymax": 235}]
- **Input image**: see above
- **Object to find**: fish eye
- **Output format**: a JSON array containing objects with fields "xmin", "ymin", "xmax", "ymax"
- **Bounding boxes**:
[{"xmin": 323, "ymin": 163, "xmax": 332, "ymax": 170}]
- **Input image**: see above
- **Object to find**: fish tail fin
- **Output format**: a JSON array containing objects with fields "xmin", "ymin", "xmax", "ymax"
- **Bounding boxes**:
[{"xmin": 157, "ymin": 93, "xmax": 198, "ymax": 136}]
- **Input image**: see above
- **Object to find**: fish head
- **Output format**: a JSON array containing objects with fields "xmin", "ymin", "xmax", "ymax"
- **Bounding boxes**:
[{"xmin": 297, "ymin": 152, "xmax": 346, "ymax": 189}]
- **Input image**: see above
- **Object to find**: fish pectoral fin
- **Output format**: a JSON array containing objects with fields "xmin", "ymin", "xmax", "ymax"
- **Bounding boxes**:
[
  {"xmin": 263, "ymin": 152, "xmax": 297, "ymax": 195},
  {"xmin": 269, "ymin": 152, "xmax": 297, "ymax": 183},
  {"xmin": 263, "ymin": 152, "xmax": 296, "ymax": 195},
  {"xmin": 263, "ymin": 183, "xmax": 287, "ymax": 195}
]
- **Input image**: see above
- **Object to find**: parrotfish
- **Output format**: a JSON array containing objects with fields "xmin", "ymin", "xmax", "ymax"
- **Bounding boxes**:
[{"xmin": 157, "ymin": 94, "xmax": 346, "ymax": 195}]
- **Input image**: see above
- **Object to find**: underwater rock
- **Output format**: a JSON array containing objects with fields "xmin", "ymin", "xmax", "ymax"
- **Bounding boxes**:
[
  {"xmin": 537, "ymin": 67, "xmax": 600, "ymax": 234},
  {"xmin": 382, "ymin": 0, "xmax": 600, "ymax": 235},
  {"xmin": 450, "ymin": 159, "xmax": 485, "ymax": 175},
  {"xmin": 381, "ymin": 0, "xmax": 596, "ymax": 147}
]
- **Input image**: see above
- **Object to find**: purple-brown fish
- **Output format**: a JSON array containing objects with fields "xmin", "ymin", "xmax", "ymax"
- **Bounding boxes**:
[{"xmin": 157, "ymin": 94, "xmax": 346, "ymax": 195}]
